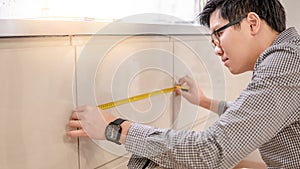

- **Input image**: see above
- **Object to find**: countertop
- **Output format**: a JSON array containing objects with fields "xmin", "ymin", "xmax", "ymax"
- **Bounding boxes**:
[{"xmin": 0, "ymin": 19, "xmax": 209, "ymax": 37}]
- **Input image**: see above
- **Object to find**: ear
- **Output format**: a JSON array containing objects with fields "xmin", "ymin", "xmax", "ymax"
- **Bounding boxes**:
[{"xmin": 246, "ymin": 12, "xmax": 261, "ymax": 35}]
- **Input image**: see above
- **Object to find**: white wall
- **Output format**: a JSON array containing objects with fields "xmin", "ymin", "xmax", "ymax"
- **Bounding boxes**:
[{"xmin": 281, "ymin": 0, "xmax": 300, "ymax": 30}]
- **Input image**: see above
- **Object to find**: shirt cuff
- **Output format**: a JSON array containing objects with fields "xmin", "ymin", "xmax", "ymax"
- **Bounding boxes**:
[{"xmin": 124, "ymin": 123, "xmax": 153, "ymax": 156}]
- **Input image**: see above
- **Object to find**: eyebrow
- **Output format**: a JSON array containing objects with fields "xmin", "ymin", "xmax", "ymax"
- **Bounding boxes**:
[{"xmin": 211, "ymin": 24, "xmax": 221, "ymax": 33}]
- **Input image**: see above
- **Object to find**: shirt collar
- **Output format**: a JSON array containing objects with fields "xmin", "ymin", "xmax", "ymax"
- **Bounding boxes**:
[{"xmin": 253, "ymin": 27, "xmax": 299, "ymax": 71}]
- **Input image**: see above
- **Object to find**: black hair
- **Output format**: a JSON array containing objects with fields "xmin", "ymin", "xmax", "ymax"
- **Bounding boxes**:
[{"xmin": 199, "ymin": 0, "xmax": 286, "ymax": 33}]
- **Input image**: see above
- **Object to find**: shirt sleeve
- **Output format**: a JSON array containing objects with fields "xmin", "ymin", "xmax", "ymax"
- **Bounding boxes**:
[
  {"xmin": 125, "ymin": 50, "xmax": 300, "ymax": 168},
  {"xmin": 216, "ymin": 101, "xmax": 233, "ymax": 116}
]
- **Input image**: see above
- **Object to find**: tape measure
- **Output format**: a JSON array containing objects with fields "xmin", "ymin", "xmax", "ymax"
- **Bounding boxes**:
[{"xmin": 98, "ymin": 86, "xmax": 188, "ymax": 110}]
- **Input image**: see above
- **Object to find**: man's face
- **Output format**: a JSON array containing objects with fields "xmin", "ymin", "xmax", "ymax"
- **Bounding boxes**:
[{"xmin": 209, "ymin": 9, "xmax": 256, "ymax": 74}]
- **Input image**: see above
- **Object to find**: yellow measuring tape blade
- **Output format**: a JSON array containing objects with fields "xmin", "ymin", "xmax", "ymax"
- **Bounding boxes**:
[{"xmin": 98, "ymin": 86, "xmax": 187, "ymax": 110}]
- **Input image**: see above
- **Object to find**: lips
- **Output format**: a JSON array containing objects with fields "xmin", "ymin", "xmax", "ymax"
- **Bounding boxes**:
[
  {"xmin": 222, "ymin": 57, "xmax": 229, "ymax": 62},
  {"xmin": 221, "ymin": 57, "xmax": 229, "ymax": 67}
]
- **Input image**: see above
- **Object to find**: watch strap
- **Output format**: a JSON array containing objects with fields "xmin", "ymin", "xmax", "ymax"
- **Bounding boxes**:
[{"xmin": 111, "ymin": 118, "xmax": 127, "ymax": 125}]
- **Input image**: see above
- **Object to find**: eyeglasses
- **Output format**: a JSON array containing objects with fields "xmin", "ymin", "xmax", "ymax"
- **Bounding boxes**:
[{"xmin": 211, "ymin": 17, "xmax": 245, "ymax": 48}]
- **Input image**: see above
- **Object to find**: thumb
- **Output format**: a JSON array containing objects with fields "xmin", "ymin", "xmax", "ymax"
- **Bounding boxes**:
[{"xmin": 180, "ymin": 89, "xmax": 192, "ymax": 100}]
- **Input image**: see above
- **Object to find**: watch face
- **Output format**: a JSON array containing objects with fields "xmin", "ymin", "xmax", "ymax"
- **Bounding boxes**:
[{"xmin": 105, "ymin": 124, "xmax": 122, "ymax": 144}]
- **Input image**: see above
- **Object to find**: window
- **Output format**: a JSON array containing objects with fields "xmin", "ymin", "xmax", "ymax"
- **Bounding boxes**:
[{"xmin": 0, "ymin": 0, "xmax": 207, "ymax": 24}]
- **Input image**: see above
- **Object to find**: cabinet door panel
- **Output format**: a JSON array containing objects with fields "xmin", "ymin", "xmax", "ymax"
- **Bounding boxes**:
[
  {"xmin": 0, "ymin": 46, "xmax": 78, "ymax": 169},
  {"xmin": 75, "ymin": 35, "xmax": 174, "ymax": 168},
  {"xmin": 173, "ymin": 36, "xmax": 221, "ymax": 131}
]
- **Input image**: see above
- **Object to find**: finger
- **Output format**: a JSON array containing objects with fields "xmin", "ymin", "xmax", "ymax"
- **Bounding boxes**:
[
  {"xmin": 67, "ymin": 129, "xmax": 88, "ymax": 138},
  {"xmin": 174, "ymin": 87, "xmax": 182, "ymax": 95},
  {"xmin": 71, "ymin": 112, "xmax": 79, "ymax": 120},
  {"xmin": 178, "ymin": 77, "xmax": 187, "ymax": 85},
  {"xmin": 179, "ymin": 75, "xmax": 194, "ymax": 86},
  {"xmin": 180, "ymin": 90, "xmax": 191, "ymax": 99},
  {"xmin": 68, "ymin": 120, "xmax": 82, "ymax": 128},
  {"xmin": 182, "ymin": 76, "xmax": 195, "ymax": 86}
]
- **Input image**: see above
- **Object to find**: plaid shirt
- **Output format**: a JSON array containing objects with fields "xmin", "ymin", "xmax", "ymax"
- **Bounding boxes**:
[{"xmin": 124, "ymin": 27, "xmax": 300, "ymax": 169}]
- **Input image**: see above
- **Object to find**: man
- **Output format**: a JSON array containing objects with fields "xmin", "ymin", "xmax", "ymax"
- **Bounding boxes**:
[{"xmin": 67, "ymin": 0, "xmax": 300, "ymax": 168}]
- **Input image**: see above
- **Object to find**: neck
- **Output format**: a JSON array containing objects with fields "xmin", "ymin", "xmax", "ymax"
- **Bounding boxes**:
[
  {"xmin": 252, "ymin": 25, "xmax": 279, "ymax": 61},
  {"xmin": 259, "ymin": 26, "xmax": 279, "ymax": 52}
]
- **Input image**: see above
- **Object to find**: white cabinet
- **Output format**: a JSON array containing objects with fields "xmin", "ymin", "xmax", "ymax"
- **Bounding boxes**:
[{"xmin": 0, "ymin": 37, "xmax": 78, "ymax": 169}]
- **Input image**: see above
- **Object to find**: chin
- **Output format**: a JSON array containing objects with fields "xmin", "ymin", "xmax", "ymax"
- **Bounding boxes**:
[{"xmin": 228, "ymin": 68, "xmax": 245, "ymax": 75}]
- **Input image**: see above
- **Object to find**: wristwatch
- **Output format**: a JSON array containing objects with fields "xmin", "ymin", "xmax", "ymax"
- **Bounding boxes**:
[{"xmin": 105, "ymin": 118, "xmax": 127, "ymax": 145}]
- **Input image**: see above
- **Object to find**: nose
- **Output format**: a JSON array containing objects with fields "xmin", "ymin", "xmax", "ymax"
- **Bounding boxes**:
[{"xmin": 214, "ymin": 45, "xmax": 224, "ymax": 57}]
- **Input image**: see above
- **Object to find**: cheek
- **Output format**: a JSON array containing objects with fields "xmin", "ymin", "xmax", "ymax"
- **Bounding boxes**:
[
  {"xmin": 221, "ymin": 31, "xmax": 255, "ymax": 73},
  {"xmin": 223, "ymin": 40, "xmax": 252, "ymax": 71},
  {"xmin": 220, "ymin": 32, "xmax": 240, "ymax": 52},
  {"xmin": 223, "ymin": 33, "xmax": 249, "ymax": 58}
]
